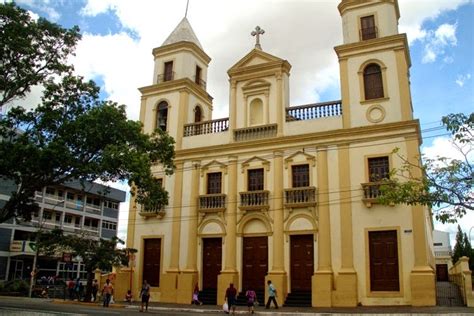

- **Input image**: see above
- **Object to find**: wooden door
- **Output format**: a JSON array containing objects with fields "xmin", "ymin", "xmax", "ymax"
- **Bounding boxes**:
[
  {"xmin": 164, "ymin": 61, "xmax": 173, "ymax": 81},
  {"xmin": 242, "ymin": 237, "xmax": 268, "ymax": 291},
  {"xmin": 290, "ymin": 235, "xmax": 313, "ymax": 291},
  {"xmin": 369, "ymin": 230, "xmax": 400, "ymax": 291},
  {"xmin": 143, "ymin": 238, "xmax": 161, "ymax": 287},
  {"xmin": 436, "ymin": 264, "xmax": 449, "ymax": 282},
  {"xmin": 202, "ymin": 238, "xmax": 222, "ymax": 290}
]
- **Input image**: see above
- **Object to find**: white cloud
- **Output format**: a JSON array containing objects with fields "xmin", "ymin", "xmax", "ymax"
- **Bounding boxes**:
[
  {"xmin": 15, "ymin": 0, "xmax": 60, "ymax": 21},
  {"xmin": 421, "ymin": 23, "xmax": 457, "ymax": 64},
  {"xmin": 455, "ymin": 73, "xmax": 471, "ymax": 87}
]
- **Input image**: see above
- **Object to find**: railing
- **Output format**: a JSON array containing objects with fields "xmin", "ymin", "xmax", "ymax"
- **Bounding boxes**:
[
  {"xmin": 284, "ymin": 187, "xmax": 317, "ymax": 207},
  {"xmin": 361, "ymin": 182, "xmax": 382, "ymax": 201},
  {"xmin": 286, "ymin": 100, "xmax": 342, "ymax": 121},
  {"xmin": 194, "ymin": 76, "xmax": 207, "ymax": 90},
  {"xmin": 234, "ymin": 124, "xmax": 277, "ymax": 142},
  {"xmin": 435, "ymin": 250, "xmax": 453, "ymax": 257},
  {"xmin": 198, "ymin": 194, "xmax": 227, "ymax": 212},
  {"xmin": 139, "ymin": 205, "xmax": 165, "ymax": 218},
  {"xmin": 157, "ymin": 72, "xmax": 175, "ymax": 83},
  {"xmin": 360, "ymin": 26, "xmax": 378, "ymax": 41},
  {"xmin": 449, "ymin": 257, "xmax": 474, "ymax": 307},
  {"xmin": 43, "ymin": 194, "xmax": 64, "ymax": 206},
  {"xmin": 85, "ymin": 204, "xmax": 101, "ymax": 214},
  {"xmin": 65, "ymin": 200, "xmax": 83, "ymax": 211},
  {"xmin": 184, "ymin": 118, "xmax": 229, "ymax": 136},
  {"xmin": 239, "ymin": 190, "xmax": 270, "ymax": 210}
]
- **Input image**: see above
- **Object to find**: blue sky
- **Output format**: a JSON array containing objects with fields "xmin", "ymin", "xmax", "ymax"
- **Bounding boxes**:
[{"xmin": 11, "ymin": 0, "xmax": 474, "ymax": 244}]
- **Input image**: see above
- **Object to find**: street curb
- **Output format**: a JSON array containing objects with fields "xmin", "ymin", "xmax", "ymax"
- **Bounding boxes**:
[{"xmin": 52, "ymin": 299, "xmax": 126, "ymax": 309}]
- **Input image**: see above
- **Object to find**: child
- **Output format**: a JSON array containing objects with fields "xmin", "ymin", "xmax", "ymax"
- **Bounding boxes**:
[
  {"xmin": 191, "ymin": 283, "xmax": 203, "ymax": 305},
  {"xmin": 125, "ymin": 290, "xmax": 132, "ymax": 304},
  {"xmin": 246, "ymin": 287, "xmax": 257, "ymax": 314}
]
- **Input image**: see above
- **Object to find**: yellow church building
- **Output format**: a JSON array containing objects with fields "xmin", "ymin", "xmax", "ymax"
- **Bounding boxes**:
[{"xmin": 126, "ymin": 0, "xmax": 436, "ymax": 307}]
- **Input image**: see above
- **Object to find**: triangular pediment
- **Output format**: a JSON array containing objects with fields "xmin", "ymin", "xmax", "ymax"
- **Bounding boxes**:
[{"xmin": 228, "ymin": 49, "xmax": 284, "ymax": 72}]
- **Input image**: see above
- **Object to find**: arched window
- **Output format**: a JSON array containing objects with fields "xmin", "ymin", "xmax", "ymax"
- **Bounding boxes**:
[
  {"xmin": 363, "ymin": 64, "xmax": 384, "ymax": 100},
  {"xmin": 194, "ymin": 106, "xmax": 202, "ymax": 123},
  {"xmin": 156, "ymin": 101, "xmax": 168, "ymax": 131}
]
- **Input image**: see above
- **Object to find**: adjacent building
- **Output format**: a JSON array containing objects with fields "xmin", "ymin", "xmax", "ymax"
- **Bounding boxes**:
[
  {"xmin": 0, "ymin": 180, "xmax": 126, "ymax": 281},
  {"xmin": 126, "ymin": 0, "xmax": 436, "ymax": 307},
  {"xmin": 433, "ymin": 230, "xmax": 453, "ymax": 282}
]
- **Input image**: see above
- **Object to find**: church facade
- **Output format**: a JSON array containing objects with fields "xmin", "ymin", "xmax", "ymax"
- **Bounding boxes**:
[{"xmin": 126, "ymin": 0, "xmax": 436, "ymax": 307}]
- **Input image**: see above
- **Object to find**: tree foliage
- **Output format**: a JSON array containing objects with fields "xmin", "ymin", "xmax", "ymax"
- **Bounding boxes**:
[
  {"xmin": 451, "ymin": 225, "xmax": 473, "ymax": 271},
  {"xmin": 378, "ymin": 113, "xmax": 473, "ymax": 223},
  {"xmin": 0, "ymin": 3, "xmax": 175, "ymax": 223}
]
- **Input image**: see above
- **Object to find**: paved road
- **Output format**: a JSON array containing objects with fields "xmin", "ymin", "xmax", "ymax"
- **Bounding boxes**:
[{"xmin": 0, "ymin": 297, "xmax": 195, "ymax": 316}]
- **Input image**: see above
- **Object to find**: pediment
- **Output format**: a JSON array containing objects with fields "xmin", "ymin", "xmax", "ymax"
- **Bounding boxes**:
[
  {"xmin": 241, "ymin": 156, "xmax": 271, "ymax": 173},
  {"xmin": 228, "ymin": 49, "xmax": 284, "ymax": 72},
  {"xmin": 284, "ymin": 151, "xmax": 316, "ymax": 169},
  {"xmin": 201, "ymin": 160, "xmax": 228, "ymax": 176}
]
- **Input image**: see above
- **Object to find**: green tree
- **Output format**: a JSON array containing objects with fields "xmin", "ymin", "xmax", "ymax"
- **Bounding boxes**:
[
  {"xmin": 0, "ymin": 3, "xmax": 174, "ymax": 223},
  {"xmin": 378, "ymin": 113, "xmax": 473, "ymax": 223},
  {"xmin": 35, "ymin": 229, "xmax": 133, "ymax": 302},
  {"xmin": 452, "ymin": 225, "xmax": 467, "ymax": 264}
]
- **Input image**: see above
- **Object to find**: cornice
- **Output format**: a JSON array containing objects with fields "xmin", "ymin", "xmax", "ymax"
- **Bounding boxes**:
[
  {"xmin": 338, "ymin": 0, "xmax": 400, "ymax": 20},
  {"xmin": 174, "ymin": 119, "xmax": 422, "ymax": 160},
  {"xmin": 138, "ymin": 78, "xmax": 213, "ymax": 104},
  {"xmin": 228, "ymin": 60, "xmax": 291, "ymax": 80},
  {"xmin": 334, "ymin": 33, "xmax": 411, "ymax": 67},
  {"xmin": 152, "ymin": 41, "xmax": 211, "ymax": 64}
]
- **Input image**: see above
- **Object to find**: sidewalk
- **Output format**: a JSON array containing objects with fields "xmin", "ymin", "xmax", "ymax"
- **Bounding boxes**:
[{"xmin": 52, "ymin": 299, "xmax": 474, "ymax": 315}]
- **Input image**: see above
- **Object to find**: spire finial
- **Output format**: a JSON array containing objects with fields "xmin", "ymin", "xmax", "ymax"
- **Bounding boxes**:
[
  {"xmin": 251, "ymin": 26, "xmax": 265, "ymax": 50},
  {"xmin": 185, "ymin": 0, "xmax": 189, "ymax": 18}
]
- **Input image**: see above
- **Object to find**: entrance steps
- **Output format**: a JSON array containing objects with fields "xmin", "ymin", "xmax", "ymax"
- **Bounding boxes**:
[
  {"xmin": 283, "ymin": 290, "xmax": 312, "ymax": 307},
  {"xmin": 199, "ymin": 288, "xmax": 217, "ymax": 305},
  {"xmin": 235, "ymin": 290, "xmax": 265, "ymax": 306},
  {"xmin": 436, "ymin": 281, "xmax": 464, "ymax": 306}
]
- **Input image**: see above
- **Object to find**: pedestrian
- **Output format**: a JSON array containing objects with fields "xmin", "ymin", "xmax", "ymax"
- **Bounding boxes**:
[
  {"xmin": 191, "ymin": 283, "xmax": 203, "ymax": 305},
  {"xmin": 91, "ymin": 279, "xmax": 99, "ymax": 302},
  {"xmin": 139, "ymin": 280, "xmax": 150, "ymax": 312},
  {"xmin": 245, "ymin": 287, "xmax": 257, "ymax": 314},
  {"xmin": 74, "ymin": 278, "xmax": 81, "ymax": 301},
  {"xmin": 102, "ymin": 278, "xmax": 114, "ymax": 307},
  {"xmin": 225, "ymin": 283, "xmax": 237, "ymax": 315},
  {"xmin": 67, "ymin": 278, "xmax": 75, "ymax": 300},
  {"xmin": 125, "ymin": 290, "xmax": 133, "ymax": 304},
  {"xmin": 265, "ymin": 280, "xmax": 278, "ymax": 309}
]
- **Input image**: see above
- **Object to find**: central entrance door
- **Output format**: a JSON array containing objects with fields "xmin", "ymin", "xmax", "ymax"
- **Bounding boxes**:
[
  {"xmin": 202, "ymin": 238, "xmax": 222, "ymax": 290},
  {"xmin": 242, "ymin": 236, "xmax": 268, "ymax": 291},
  {"xmin": 290, "ymin": 234, "xmax": 314, "ymax": 291}
]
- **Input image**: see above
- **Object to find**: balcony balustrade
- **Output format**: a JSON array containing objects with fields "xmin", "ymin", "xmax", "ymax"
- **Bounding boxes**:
[
  {"xmin": 284, "ymin": 187, "xmax": 317, "ymax": 208},
  {"xmin": 198, "ymin": 194, "xmax": 227, "ymax": 212},
  {"xmin": 157, "ymin": 72, "xmax": 175, "ymax": 83},
  {"xmin": 286, "ymin": 100, "xmax": 342, "ymax": 121},
  {"xmin": 361, "ymin": 181, "xmax": 393, "ymax": 208},
  {"xmin": 85, "ymin": 204, "xmax": 101, "ymax": 214},
  {"xmin": 239, "ymin": 190, "xmax": 270, "ymax": 210},
  {"xmin": 194, "ymin": 76, "xmax": 207, "ymax": 90},
  {"xmin": 360, "ymin": 26, "xmax": 378, "ymax": 41},
  {"xmin": 234, "ymin": 124, "xmax": 277, "ymax": 142},
  {"xmin": 184, "ymin": 118, "xmax": 229, "ymax": 137},
  {"xmin": 139, "ymin": 205, "xmax": 165, "ymax": 218}
]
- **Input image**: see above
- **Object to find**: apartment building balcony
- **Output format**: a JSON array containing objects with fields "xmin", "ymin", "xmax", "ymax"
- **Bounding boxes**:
[
  {"xmin": 65, "ymin": 200, "xmax": 83, "ymax": 211},
  {"xmin": 83, "ymin": 226, "xmax": 99, "ymax": 237},
  {"xmin": 239, "ymin": 190, "xmax": 270, "ymax": 211},
  {"xmin": 85, "ymin": 203, "xmax": 101, "ymax": 215},
  {"xmin": 184, "ymin": 118, "xmax": 229, "ymax": 137},
  {"xmin": 234, "ymin": 124, "xmax": 277, "ymax": 142},
  {"xmin": 198, "ymin": 194, "xmax": 227, "ymax": 213},
  {"xmin": 43, "ymin": 194, "xmax": 64, "ymax": 207},
  {"xmin": 62, "ymin": 224, "xmax": 81, "ymax": 233},
  {"xmin": 284, "ymin": 187, "xmax": 317, "ymax": 208},
  {"xmin": 286, "ymin": 100, "xmax": 342, "ymax": 121}
]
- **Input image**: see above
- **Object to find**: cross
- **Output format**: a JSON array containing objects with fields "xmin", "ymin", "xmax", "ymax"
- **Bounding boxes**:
[{"xmin": 251, "ymin": 26, "xmax": 265, "ymax": 50}]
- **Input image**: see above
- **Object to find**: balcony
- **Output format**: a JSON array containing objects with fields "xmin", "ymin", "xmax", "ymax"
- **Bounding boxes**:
[
  {"xmin": 286, "ymin": 100, "xmax": 342, "ymax": 121},
  {"xmin": 184, "ymin": 118, "xmax": 229, "ymax": 137},
  {"xmin": 194, "ymin": 76, "xmax": 207, "ymax": 90},
  {"xmin": 362, "ymin": 181, "xmax": 392, "ymax": 208},
  {"xmin": 360, "ymin": 26, "xmax": 378, "ymax": 41},
  {"xmin": 234, "ymin": 124, "xmax": 277, "ymax": 142},
  {"xmin": 85, "ymin": 203, "xmax": 101, "ymax": 215},
  {"xmin": 198, "ymin": 194, "xmax": 227, "ymax": 213},
  {"xmin": 239, "ymin": 190, "xmax": 270, "ymax": 211},
  {"xmin": 157, "ymin": 72, "xmax": 175, "ymax": 83},
  {"xmin": 139, "ymin": 206, "xmax": 165, "ymax": 218},
  {"xmin": 65, "ymin": 200, "xmax": 84, "ymax": 211},
  {"xmin": 43, "ymin": 194, "xmax": 64, "ymax": 207},
  {"xmin": 284, "ymin": 187, "xmax": 317, "ymax": 208}
]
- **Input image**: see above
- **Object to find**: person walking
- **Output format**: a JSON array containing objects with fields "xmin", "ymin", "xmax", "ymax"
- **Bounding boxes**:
[
  {"xmin": 245, "ymin": 287, "xmax": 257, "ymax": 314},
  {"xmin": 139, "ymin": 280, "xmax": 150, "ymax": 312},
  {"xmin": 265, "ymin": 280, "xmax": 278, "ymax": 309},
  {"xmin": 102, "ymin": 279, "xmax": 114, "ymax": 307},
  {"xmin": 191, "ymin": 283, "xmax": 203, "ymax": 305},
  {"xmin": 225, "ymin": 283, "xmax": 237, "ymax": 315},
  {"xmin": 67, "ymin": 278, "xmax": 75, "ymax": 300},
  {"xmin": 91, "ymin": 279, "xmax": 99, "ymax": 302}
]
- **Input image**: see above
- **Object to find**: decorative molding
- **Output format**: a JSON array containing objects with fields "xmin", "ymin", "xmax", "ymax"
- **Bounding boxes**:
[
  {"xmin": 200, "ymin": 160, "xmax": 228, "ymax": 177},
  {"xmin": 284, "ymin": 150, "xmax": 316, "ymax": 169},
  {"xmin": 241, "ymin": 156, "xmax": 271, "ymax": 173}
]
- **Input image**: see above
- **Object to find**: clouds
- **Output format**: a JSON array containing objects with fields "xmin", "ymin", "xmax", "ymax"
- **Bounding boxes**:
[
  {"xmin": 421, "ymin": 23, "xmax": 457, "ymax": 64},
  {"xmin": 456, "ymin": 73, "xmax": 472, "ymax": 87},
  {"xmin": 15, "ymin": 0, "xmax": 60, "ymax": 21}
]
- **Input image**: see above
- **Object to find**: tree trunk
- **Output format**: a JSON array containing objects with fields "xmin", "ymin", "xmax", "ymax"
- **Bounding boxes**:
[{"xmin": 83, "ymin": 265, "xmax": 94, "ymax": 302}]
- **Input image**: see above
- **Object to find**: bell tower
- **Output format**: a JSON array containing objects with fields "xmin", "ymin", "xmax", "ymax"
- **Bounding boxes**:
[
  {"xmin": 139, "ymin": 17, "xmax": 213, "ymax": 149},
  {"xmin": 335, "ymin": 0, "xmax": 413, "ymax": 129}
]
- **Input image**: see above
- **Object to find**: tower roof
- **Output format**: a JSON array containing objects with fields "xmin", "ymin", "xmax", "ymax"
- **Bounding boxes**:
[{"xmin": 162, "ymin": 17, "xmax": 203, "ymax": 49}]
